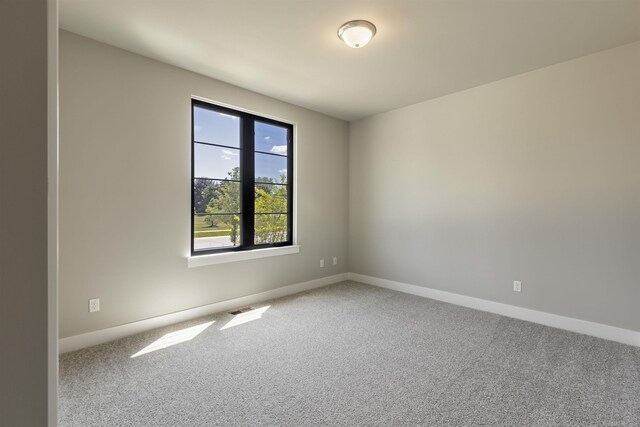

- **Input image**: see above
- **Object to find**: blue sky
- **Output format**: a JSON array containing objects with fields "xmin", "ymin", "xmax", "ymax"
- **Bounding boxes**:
[{"xmin": 194, "ymin": 107, "xmax": 288, "ymax": 182}]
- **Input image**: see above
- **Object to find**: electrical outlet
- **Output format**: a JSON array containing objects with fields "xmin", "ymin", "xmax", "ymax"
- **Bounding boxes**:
[
  {"xmin": 89, "ymin": 298, "xmax": 100, "ymax": 313},
  {"xmin": 513, "ymin": 281, "xmax": 522, "ymax": 293},
  {"xmin": 333, "ymin": 256, "xmax": 338, "ymax": 265},
  {"xmin": 320, "ymin": 259, "xmax": 325, "ymax": 268}
]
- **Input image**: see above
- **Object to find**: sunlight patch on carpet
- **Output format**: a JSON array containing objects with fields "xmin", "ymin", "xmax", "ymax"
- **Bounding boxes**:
[
  {"xmin": 221, "ymin": 306, "xmax": 270, "ymax": 330},
  {"xmin": 131, "ymin": 321, "xmax": 215, "ymax": 358}
]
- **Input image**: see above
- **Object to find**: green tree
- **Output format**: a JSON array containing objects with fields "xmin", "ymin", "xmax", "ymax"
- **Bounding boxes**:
[
  {"xmin": 193, "ymin": 179, "xmax": 210, "ymax": 214},
  {"xmin": 254, "ymin": 174, "xmax": 288, "ymax": 244},
  {"xmin": 206, "ymin": 167, "xmax": 240, "ymax": 244},
  {"xmin": 194, "ymin": 179, "xmax": 224, "ymax": 228},
  {"xmin": 201, "ymin": 183, "xmax": 221, "ymax": 227}
]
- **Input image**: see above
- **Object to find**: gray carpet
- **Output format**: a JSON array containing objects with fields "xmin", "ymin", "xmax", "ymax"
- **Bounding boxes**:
[{"xmin": 59, "ymin": 281, "xmax": 640, "ymax": 426}]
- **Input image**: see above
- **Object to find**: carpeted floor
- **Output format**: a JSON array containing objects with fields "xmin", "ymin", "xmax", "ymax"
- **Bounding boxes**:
[{"xmin": 59, "ymin": 281, "xmax": 640, "ymax": 426}]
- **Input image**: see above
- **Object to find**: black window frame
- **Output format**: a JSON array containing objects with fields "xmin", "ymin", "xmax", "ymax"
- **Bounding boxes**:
[{"xmin": 191, "ymin": 99, "xmax": 294, "ymax": 256}]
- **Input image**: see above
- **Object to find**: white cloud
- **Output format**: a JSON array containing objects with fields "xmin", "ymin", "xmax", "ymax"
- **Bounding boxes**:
[
  {"xmin": 222, "ymin": 149, "xmax": 239, "ymax": 156},
  {"xmin": 221, "ymin": 155, "xmax": 231, "ymax": 160},
  {"xmin": 264, "ymin": 136, "xmax": 271, "ymax": 140},
  {"xmin": 279, "ymin": 169, "xmax": 288, "ymax": 175},
  {"xmin": 270, "ymin": 145, "xmax": 287, "ymax": 155}
]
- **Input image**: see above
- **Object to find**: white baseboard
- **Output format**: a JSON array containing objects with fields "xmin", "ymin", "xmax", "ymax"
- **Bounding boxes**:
[
  {"xmin": 59, "ymin": 273, "xmax": 348, "ymax": 353},
  {"xmin": 348, "ymin": 272, "xmax": 640, "ymax": 347}
]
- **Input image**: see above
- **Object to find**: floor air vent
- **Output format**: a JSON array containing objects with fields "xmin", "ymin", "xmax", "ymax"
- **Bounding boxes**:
[{"xmin": 229, "ymin": 306, "xmax": 255, "ymax": 315}]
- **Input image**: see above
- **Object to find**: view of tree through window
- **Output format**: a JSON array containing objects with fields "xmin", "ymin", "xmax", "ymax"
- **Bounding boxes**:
[{"xmin": 192, "ymin": 100, "xmax": 292, "ymax": 255}]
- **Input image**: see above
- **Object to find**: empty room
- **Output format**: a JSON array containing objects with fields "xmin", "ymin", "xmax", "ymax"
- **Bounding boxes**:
[{"xmin": 2, "ymin": 0, "xmax": 640, "ymax": 426}]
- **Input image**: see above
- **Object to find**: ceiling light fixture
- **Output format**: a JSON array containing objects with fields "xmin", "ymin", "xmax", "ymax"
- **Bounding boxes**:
[{"xmin": 337, "ymin": 20, "xmax": 377, "ymax": 48}]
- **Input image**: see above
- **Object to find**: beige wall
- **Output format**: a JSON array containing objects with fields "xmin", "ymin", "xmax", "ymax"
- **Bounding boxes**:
[
  {"xmin": 59, "ymin": 31, "xmax": 349, "ymax": 338},
  {"xmin": 349, "ymin": 41, "xmax": 640, "ymax": 331},
  {"xmin": 0, "ymin": 0, "xmax": 50, "ymax": 424}
]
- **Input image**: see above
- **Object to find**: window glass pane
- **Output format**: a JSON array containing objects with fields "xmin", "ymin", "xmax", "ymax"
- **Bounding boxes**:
[
  {"xmin": 255, "ymin": 184, "xmax": 287, "ymax": 214},
  {"xmin": 194, "ymin": 178, "xmax": 214, "ymax": 214},
  {"xmin": 254, "ymin": 214, "xmax": 288, "ymax": 245},
  {"xmin": 194, "ymin": 144, "xmax": 240, "ymax": 180},
  {"xmin": 255, "ymin": 122, "xmax": 288, "ymax": 155},
  {"xmin": 255, "ymin": 152, "xmax": 287, "ymax": 183},
  {"xmin": 193, "ymin": 106, "xmax": 240, "ymax": 148},
  {"xmin": 194, "ymin": 214, "xmax": 241, "ymax": 250},
  {"xmin": 196, "ymin": 180, "xmax": 240, "ymax": 215}
]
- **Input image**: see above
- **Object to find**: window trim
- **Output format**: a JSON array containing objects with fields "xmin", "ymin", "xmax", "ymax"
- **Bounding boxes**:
[
  {"xmin": 191, "ymin": 98, "xmax": 295, "ymax": 257},
  {"xmin": 188, "ymin": 245, "xmax": 301, "ymax": 268}
]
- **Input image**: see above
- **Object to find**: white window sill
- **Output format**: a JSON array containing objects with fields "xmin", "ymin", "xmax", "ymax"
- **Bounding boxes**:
[{"xmin": 188, "ymin": 245, "xmax": 300, "ymax": 268}]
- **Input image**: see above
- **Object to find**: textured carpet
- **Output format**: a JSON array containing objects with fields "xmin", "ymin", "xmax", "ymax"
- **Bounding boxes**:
[{"xmin": 59, "ymin": 281, "xmax": 640, "ymax": 426}]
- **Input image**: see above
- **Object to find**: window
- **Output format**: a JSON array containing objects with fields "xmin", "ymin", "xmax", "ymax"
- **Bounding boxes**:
[{"xmin": 191, "ymin": 99, "xmax": 293, "ymax": 256}]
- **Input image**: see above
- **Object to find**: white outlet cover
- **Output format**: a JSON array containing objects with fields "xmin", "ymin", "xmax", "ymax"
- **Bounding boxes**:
[
  {"xmin": 89, "ymin": 298, "xmax": 100, "ymax": 312},
  {"xmin": 320, "ymin": 259, "xmax": 325, "ymax": 268},
  {"xmin": 333, "ymin": 257, "xmax": 338, "ymax": 265},
  {"xmin": 513, "ymin": 281, "xmax": 522, "ymax": 292}
]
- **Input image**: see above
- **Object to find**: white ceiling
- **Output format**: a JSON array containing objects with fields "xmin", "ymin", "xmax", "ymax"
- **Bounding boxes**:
[{"xmin": 60, "ymin": 0, "xmax": 640, "ymax": 121}]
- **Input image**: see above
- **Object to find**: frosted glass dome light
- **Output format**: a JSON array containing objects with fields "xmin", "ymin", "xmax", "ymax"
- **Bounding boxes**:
[{"xmin": 338, "ymin": 20, "xmax": 377, "ymax": 48}]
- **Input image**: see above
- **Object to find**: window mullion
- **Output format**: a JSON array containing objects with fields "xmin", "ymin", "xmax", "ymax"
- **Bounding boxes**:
[
  {"xmin": 287, "ymin": 125, "xmax": 293, "ymax": 244},
  {"xmin": 241, "ymin": 116, "xmax": 255, "ymax": 247}
]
